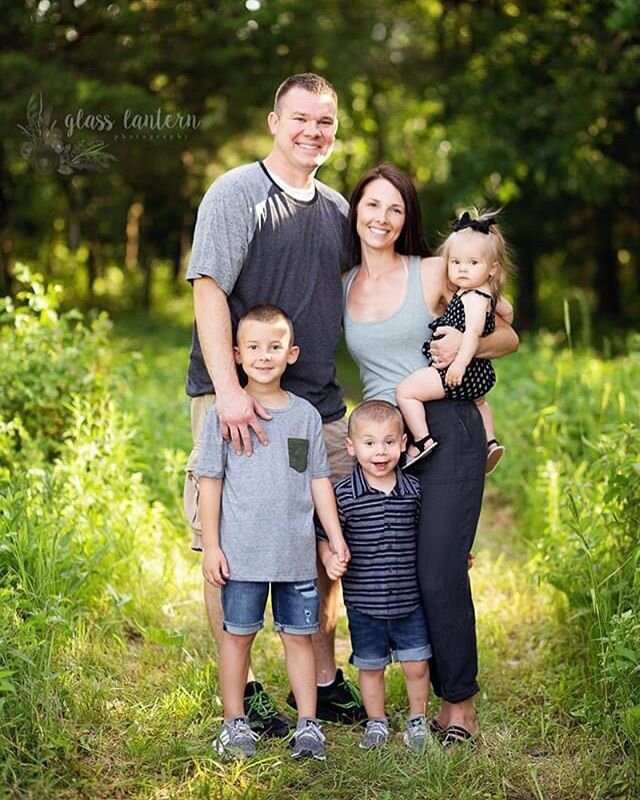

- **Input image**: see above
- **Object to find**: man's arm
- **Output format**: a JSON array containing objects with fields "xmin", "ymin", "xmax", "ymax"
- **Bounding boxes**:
[{"xmin": 193, "ymin": 276, "xmax": 270, "ymax": 454}]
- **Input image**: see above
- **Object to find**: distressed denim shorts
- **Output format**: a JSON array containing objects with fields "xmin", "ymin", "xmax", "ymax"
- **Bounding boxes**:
[
  {"xmin": 347, "ymin": 605, "xmax": 432, "ymax": 670},
  {"xmin": 221, "ymin": 579, "xmax": 320, "ymax": 636}
]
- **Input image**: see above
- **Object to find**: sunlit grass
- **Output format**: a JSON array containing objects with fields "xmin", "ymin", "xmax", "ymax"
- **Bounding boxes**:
[{"xmin": 2, "ymin": 292, "xmax": 639, "ymax": 797}]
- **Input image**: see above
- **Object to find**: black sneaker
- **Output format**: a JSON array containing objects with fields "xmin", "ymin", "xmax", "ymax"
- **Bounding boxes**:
[
  {"xmin": 243, "ymin": 681, "xmax": 293, "ymax": 738},
  {"xmin": 287, "ymin": 669, "xmax": 367, "ymax": 724}
]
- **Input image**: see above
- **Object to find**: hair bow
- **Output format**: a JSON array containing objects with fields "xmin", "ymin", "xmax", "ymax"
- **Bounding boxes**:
[{"xmin": 452, "ymin": 211, "xmax": 498, "ymax": 235}]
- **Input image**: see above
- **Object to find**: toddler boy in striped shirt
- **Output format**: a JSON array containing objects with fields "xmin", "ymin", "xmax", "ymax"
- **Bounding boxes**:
[{"xmin": 319, "ymin": 400, "xmax": 432, "ymax": 752}]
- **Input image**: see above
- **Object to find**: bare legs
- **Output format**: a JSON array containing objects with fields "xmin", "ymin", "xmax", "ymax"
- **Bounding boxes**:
[
  {"xmin": 359, "ymin": 661, "xmax": 429, "ymax": 720},
  {"xmin": 205, "ymin": 575, "xmax": 339, "ymax": 686},
  {"xmin": 219, "ymin": 629, "xmax": 316, "ymax": 722},
  {"xmin": 474, "ymin": 397, "xmax": 494, "ymax": 443},
  {"xmin": 396, "ymin": 367, "xmax": 445, "ymax": 459},
  {"xmin": 280, "ymin": 633, "xmax": 317, "ymax": 720},
  {"xmin": 435, "ymin": 698, "xmax": 477, "ymax": 735},
  {"xmin": 313, "ymin": 562, "xmax": 340, "ymax": 684}
]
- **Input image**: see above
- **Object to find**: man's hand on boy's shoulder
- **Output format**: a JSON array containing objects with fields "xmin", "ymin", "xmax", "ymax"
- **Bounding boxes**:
[
  {"xmin": 216, "ymin": 385, "xmax": 272, "ymax": 456},
  {"xmin": 202, "ymin": 546, "xmax": 230, "ymax": 587}
]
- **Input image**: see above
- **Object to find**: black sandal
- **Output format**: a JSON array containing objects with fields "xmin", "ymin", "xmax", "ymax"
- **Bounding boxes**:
[
  {"xmin": 486, "ymin": 439, "xmax": 505, "ymax": 475},
  {"xmin": 428, "ymin": 718, "xmax": 446, "ymax": 739},
  {"xmin": 441, "ymin": 724, "xmax": 476, "ymax": 748},
  {"xmin": 402, "ymin": 435, "xmax": 438, "ymax": 470}
]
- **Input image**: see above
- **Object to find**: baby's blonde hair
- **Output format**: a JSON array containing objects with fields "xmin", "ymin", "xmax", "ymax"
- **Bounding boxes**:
[{"xmin": 438, "ymin": 208, "xmax": 515, "ymax": 302}]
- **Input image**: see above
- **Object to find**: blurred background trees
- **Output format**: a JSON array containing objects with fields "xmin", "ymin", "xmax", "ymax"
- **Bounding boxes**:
[{"xmin": 1, "ymin": 0, "xmax": 638, "ymax": 330}]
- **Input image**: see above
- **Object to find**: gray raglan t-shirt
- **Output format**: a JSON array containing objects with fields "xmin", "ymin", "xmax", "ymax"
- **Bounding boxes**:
[
  {"xmin": 195, "ymin": 392, "xmax": 331, "ymax": 582},
  {"xmin": 186, "ymin": 162, "xmax": 348, "ymax": 422}
]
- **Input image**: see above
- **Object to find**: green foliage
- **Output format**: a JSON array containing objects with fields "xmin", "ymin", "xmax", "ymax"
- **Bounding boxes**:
[
  {"xmin": 0, "ymin": 280, "xmax": 183, "ymax": 787},
  {"xmin": 2, "ymin": 1, "xmax": 639, "ymax": 325},
  {"xmin": 2, "ymin": 303, "xmax": 639, "ymax": 795},
  {"xmin": 490, "ymin": 331, "xmax": 640, "ymax": 740},
  {"xmin": 0, "ymin": 264, "xmax": 111, "ymax": 470}
]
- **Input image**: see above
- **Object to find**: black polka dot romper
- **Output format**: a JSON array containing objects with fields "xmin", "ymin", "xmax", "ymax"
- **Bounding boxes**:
[{"xmin": 422, "ymin": 289, "xmax": 496, "ymax": 400}]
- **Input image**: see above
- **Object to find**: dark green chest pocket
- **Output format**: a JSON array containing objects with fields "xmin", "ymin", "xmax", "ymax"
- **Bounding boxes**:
[{"xmin": 288, "ymin": 437, "xmax": 309, "ymax": 473}]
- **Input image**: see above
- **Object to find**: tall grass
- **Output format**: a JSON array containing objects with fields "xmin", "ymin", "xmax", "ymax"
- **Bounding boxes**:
[
  {"xmin": 490, "ymin": 329, "xmax": 640, "ymax": 742},
  {"xmin": 0, "ymin": 270, "xmax": 186, "ymax": 790}
]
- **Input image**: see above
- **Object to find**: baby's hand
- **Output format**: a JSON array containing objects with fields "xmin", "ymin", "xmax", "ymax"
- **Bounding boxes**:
[
  {"xmin": 202, "ymin": 547, "xmax": 230, "ymax": 587},
  {"xmin": 445, "ymin": 360, "xmax": 466, "ymax": 387}
]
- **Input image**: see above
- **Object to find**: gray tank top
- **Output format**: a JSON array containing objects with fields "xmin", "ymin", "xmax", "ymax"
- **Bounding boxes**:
[{"xmin": 343, "ymin": 255, "xmax": 435, "ymax": 404}]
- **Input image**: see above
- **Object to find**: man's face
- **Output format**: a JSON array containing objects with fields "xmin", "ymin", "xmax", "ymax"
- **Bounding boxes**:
[{"xmin": 267, "ymin": 87, "xmax": 338, "ymax": 176}]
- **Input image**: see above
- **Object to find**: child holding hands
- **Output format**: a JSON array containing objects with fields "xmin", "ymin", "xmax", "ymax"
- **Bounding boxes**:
[
  {"xmin": 197, "ymin": 305, "xmax": 349, "ymax": 761},
  {"xmin": 320, "ymin": 400, "xmax": 432, "ymax": 752}
]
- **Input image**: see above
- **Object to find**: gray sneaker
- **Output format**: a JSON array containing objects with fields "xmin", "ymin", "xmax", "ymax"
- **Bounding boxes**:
[
  {"xmin": 213, "ymin": 715, "xmax": 260, "ymax": 759},
  {"xmin": 290, "ymin": 717, "xmax": 326, "ymax": 761},
  {"xmin": 403, "ymin": 714, "xmax": 428, "ymax": 753},
  {"xmin": 360, "ymin": 718, "xmax": 389, "ymax": 750}
]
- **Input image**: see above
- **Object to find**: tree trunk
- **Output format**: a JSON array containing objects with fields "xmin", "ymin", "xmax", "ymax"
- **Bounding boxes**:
[
  {"xmin": 125, "ymin": 198, "xmax": 144, "ymax": 271},
  {"xmin": 516, "ymin": 248, "xmax": 536, "ymax": 331},
  {"xmin": 0, "ymin": 141, "xmax": 15, "ymax": 296},
  {"xmin": 593, "ymin": 207, "xmax": 620, "ymax": 320}
]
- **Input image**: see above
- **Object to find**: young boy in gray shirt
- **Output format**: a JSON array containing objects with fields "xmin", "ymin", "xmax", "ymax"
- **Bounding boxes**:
[{"xmin": 196, "ymin": 305, "xmax": 349, "ymax": 761}]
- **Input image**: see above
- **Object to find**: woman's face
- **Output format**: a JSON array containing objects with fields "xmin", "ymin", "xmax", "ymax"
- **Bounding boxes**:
[{"xmin": 356, "ymin": 178, "xmax": 406, "ymax": 252}]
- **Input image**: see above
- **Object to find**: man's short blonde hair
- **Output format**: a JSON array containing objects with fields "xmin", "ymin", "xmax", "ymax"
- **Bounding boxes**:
[{"xmin": 274, "ymin": 72, "xmax": 337, "ymax": 112}]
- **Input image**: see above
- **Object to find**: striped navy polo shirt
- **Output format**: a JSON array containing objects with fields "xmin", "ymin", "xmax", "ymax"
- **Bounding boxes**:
[{"xmin": 334, "ymin": 464, "xmax": 422, "ymax": 619}]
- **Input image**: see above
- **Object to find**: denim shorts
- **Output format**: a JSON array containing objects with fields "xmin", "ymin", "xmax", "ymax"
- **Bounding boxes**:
[
  {"xmin": 347, "ymin": 605, "xmax": 432, "ymax": 670},
  {"xmin": 221, "ymin": 579, "xmax": 320, "ymax": 636}
]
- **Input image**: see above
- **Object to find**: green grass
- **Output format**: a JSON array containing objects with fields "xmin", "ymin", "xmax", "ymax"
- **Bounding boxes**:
[{"xmin": 2, "ymin": 293, "xmax": 639, "ymax": 797}]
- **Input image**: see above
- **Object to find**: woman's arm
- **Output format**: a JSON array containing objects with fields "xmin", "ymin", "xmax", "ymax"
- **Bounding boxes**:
[
  {"xmin": 430, "ymin": 314, "xmax": 519, "ymax": 365},
  {"xmin": 495, "ymin": 295, "xmax": 514, "ymax": 326}
]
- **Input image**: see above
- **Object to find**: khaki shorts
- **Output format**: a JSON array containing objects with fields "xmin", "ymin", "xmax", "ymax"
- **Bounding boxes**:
[{"xmin": 183, "ymin": 394, "xmax": 353, "ymax": 551}]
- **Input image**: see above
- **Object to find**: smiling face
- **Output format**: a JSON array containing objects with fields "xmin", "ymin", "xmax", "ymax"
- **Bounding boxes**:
[
  {"xmin": 234, "ymin": 317, "xmax": 299, "ymax": 389},
  {"xmin": 346, "ymin": 416, "xmax": 407, "ymax": 488},
  {"xmin": 266, "ymin": 87, "xmax": 338, "ymax": 183},
  {"xmin": 446, "ymin": 230, "xmax": 496, "ymax": 290},
  {"xmin": 355, "ymin": 178, "xmax": 407, "ymax": 254}
]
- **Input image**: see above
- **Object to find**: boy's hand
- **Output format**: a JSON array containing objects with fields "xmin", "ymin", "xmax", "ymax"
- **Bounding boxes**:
[
  {"xmin": 202, "ymin": 547, "xmax": 230, "ymax": 587},
  {"xmin": 322, "ymin": 551, "xmax": 348, "ymax": 581},
  {"xmin": 331, "ymin": 537, "xmax": 350, "ymax": 565},
  {"xmin": 445, "ymin": 360, "xmax": 466, "ymax": 387}
]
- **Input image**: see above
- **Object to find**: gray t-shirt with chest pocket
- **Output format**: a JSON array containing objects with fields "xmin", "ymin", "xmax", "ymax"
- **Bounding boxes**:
[{"xmin": 195, "ymin": 392, "xmax": 331, "ymax": 582}]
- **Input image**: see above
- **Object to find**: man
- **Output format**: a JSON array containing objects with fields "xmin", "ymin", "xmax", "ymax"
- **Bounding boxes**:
[{"xmin": 184, "ymin": 73, "xmax": 365, "ymax": 738}]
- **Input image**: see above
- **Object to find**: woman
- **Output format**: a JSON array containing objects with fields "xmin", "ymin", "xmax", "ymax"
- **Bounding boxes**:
[{"xmin": 343, "ymin": 164, "xmax": 518, "ymax": 743}]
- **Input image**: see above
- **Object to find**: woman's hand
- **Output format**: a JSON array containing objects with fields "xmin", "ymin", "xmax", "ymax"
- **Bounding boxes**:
[{"xmin": 429, "ymin": 326, "xmax": 462, "ymax": 368}]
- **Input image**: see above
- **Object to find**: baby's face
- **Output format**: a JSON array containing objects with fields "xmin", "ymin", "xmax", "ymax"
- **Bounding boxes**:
[
  {"xmin": 447, "ymin": 230, "xmax": 496, "ymax": 290},
  {"xmin": 346, "ymin": 417, "xmax": 406, "ymax": 484}
]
